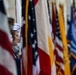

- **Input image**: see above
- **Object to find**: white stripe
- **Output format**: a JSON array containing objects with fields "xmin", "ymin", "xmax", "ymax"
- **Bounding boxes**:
[
  {"xmin": 0, "ymin": 46, "xmax": 17, "ymax": 75},
  {"xmin": 16, "ymin": 0, "xmax": 22, "ymax": 26},
  {"xmin": 56, "ymin": 47, "xmax": 64, "ymax": 71},
  {"xmin": 60, "ymin": 63, "xmax": 64, "ymax": 70},
  {"xmin": 56, "ymin": 37, "xmax": 63, "ymax": 47},
  {"xmin": 33, "ymin": 57, "xmax": 40, "ymax": 75},
  {"xmin": 56, "ymin": 47, "xmax": 64, "ymax": 60},
  {"xmin": 71, "ymin": 48, "xmax": 76, "ymax": 53},
  {"xmin": 0, "ymin": 12, "xmax": 11, "ymax": 42},
  {"xmin": 51, "ymin": 64, "xmax": 56, "ymax": 75},
  {"xmin": 71, "ymin": 41, "xmax": 76, "ymax": 49}
]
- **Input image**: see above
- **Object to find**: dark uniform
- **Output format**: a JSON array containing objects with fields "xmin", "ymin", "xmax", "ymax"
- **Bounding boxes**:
[{"xmin": 13, "ymin": 45, "xmax": 21, "ymax": 75}]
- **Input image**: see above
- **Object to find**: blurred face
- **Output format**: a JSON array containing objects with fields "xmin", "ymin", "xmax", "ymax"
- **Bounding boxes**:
[
  {"xmin": 13, "ymin": 31, "xmax": 20, "ymax": 45},
  {"xmin": 8, "ymin": 19, "xmax": 14, "ymax": 34}
]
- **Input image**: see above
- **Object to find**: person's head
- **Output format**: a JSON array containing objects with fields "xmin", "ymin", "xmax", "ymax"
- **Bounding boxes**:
[
  {"xmin": 8, "ymin": 17, "xmax": 14, "ymax": 34},
  {"xmin": 12, "ymin": 23, "xmax": 21, "ymax": 46},
  {"xmin": 12, "ymin": 30, "xmax": 20, "ymax": 46}
]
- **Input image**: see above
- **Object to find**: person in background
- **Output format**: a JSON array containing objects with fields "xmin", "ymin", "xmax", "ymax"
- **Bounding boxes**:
[
  {"xmin": 8, "ymin": 17, "xmax": 14, "ymax": 41},
  {"xmin": 12, "ymin": 23, "xmax": 21, "ymax": 75}
]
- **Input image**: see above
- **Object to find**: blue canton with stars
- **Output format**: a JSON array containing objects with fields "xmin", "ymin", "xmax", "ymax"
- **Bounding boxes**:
[
  {"xmin": 28, "ymin": 0, "xmax": 38, "ymax": 65},
  {"xmin": 56, "ymin": 8, "xmax": 61, "ymax": 40}
]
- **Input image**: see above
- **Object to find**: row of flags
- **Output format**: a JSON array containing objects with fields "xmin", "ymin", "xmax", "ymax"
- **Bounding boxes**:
[
  {"xmin": 24, "ymin": 0, "xmax": 71, "ymax": 75},
  {"xmin": 0, "ymin": 0, "xmax": 76, "ymax": 75}
]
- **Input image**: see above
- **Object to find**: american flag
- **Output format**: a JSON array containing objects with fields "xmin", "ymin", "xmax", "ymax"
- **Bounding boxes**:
[
  {"xmin": 27, "ymin": 0, "xmax": 40, "ymax": 75},
  {"xmin": 0, "ymin": 0, "xmax": 17, "ymax": 75},
  {"xmin": 54, "ymin": 8, "xmax": 64, "ymax": 75}
]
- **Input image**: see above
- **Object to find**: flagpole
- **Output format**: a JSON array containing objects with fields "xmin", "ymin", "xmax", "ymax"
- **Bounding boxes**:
[
  {"xmin": 58, "ymin": 7, "xmax": 71, "ymax": 75},
  {"xmin": 25, "ymin": 0, "xmax": 29, "ymax": 75}
]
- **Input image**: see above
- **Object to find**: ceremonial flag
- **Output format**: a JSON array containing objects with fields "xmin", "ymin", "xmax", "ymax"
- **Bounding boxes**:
[
  {"xmin": 15, "ymin": 0, "xmax": 22, "ymax": 26},
  {"xmin": 58, "ymin": 6, "xmax": 71, "ymax": 75},
  {"xmin": 50, "ymin": 2, "xmax": 57, "ymax": 75},
  {"xmin": 52, "ymin": 2, "xmax": 56, "ymax": 42},
  {"xmin": 67, "ymin": 5, "xmax": 76, "ymax": 74},
  {"xmin": 54, "ymin": 7, "xmax": 64, "ymax": 75},
  {"xmin": 35, "ymin": 0, "xmax": 51, "ymax": 75},
  {"xmin": 47, "ymin": 1, "xmax": 56, "ymax": 75},
  {"xmin": 0, "ymin": 0, "xmax": 17, "ymax": 75},
  {"xmin": 26, "ymin": 0, "xmax": 40, "ymax": 75}
]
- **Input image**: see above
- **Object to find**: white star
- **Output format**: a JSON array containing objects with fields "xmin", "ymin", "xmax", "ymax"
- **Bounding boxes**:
[
  {"xmin": 56, "ymin": 32, "xmax": 59, "ymax": 34},
  {"xmin": 35, "ymin": 51, "xmax": 38, "ymax": 56},
  {"xmin": 32, "ymin": 44, "xmax": 35, "ymax": 48},
  {"xmin": 56, "ymin": 18, "xmax": 58, "ymax": 21},
  {"xmin": 34, "ymin": 29, "xmax": 36, "ymax": 33},
  {"xmin": 34, "ymin": 40, "xmax": 37, "ymax": 44},
  {"xmin": 32, "ymin": 8, "xmax": 33, "ymax": 10},
  {"xmin": 29, "ymin": 16, "xmax": 31, "ymax": 20},
  {"xmin": 33, "ymin": 19, "xmax": 35, "ymax": 21},
  {"xmin": 31, "ymin": 33, "xmax": 34, "ymax": 37},
  {"xmin": 57, "ymin": 27, "xmax": 59, "ymax": 30},
  {"xmin": 30, "ymin": 0, "xmax": 32, "ymax": 1},
  {"xmin": 56, "ymin": 23, "xmax": 58, "ymax": 25}
]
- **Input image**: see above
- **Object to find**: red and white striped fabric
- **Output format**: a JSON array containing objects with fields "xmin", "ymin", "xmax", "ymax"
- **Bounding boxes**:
[
  {"xmin": 54, "ymin": 8, "xmax": 64, "ymax": 75},
  {"xmin": 34, "ymin": 0, "xmax": 51, "ymax": 75},
  {"xmin": 0, "ymin": 1, "xmax": 17, "ymax": 75}
]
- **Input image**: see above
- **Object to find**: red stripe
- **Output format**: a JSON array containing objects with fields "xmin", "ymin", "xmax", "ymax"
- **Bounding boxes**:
[
  {"xmin": 38, "ymin": 48, "xmax": 51, "ymax": 75},
  {"xmin": 56, "ymin": 65, "xmax": 64, "ymax": 75},
  {"xmin": 56, "ymin": 43, "xmax": 63, "ymax": 52},
  {"xmin": 34, "ymin": 0, "xmax": 38, "ymax": 6},
  {"xmin": 21, "ymin": 62, "xmax": 26, "ymax": 75},
  {"xmin": 0, "ymin": 65, "xmax": 12, "ymax": 75},
  {"xmin": 60, "ymin": 68, "xmax": 64, "ymax": 74},
  {"xmin": 54, "ymin": 49, "xmax": 64, "ymax": 75},
  {"xmin": 52, "ymin": 3, "xmax": 56, "ymax": 41},
  {"xmin": 54, "ymin": 49, "xmax": 64, "ymax": 63},
  {"xmin": 0, "ymin": 30, "xmax": 13, "ymax": 56},
  {"xmin": 27, "ymin": 45, "xmax": 33, "ymax": 75}
]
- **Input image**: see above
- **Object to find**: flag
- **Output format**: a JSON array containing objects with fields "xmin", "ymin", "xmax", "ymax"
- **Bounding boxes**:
[
  {"xmin": 67, "ymin": 5, "xmax": 76, "ymax": 74},
  {"xmin": 49, "ymin": 2, "xmax": 57, "ymax": 75},
  {"xmin": 0, "ymin": 0, "xmax": 17, "ymax": 75},
  {"xmin": 47, "ymin": 1, "xmax": 56, "ymax": 75},
  {"xmin": 25, "ymin": 0, "xmax": 40, "ymax": 75},
  {"xmin": 35, "ymin": 0, "xmax": 51, "ymax": 75},
  {"xmin": 15, "ymin": 0, "xmax": 22, "ymax": 26},
  {"xmin": 52, "ymin": 2, "xmax": 56, "ymax": 43},
  {"xmin": 54, "ymin": 7, "xmax": 65, "ymax": 75},
  {"xmin": 58, "ymin": 7, "xmax": 71, "ymax": 75}
]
